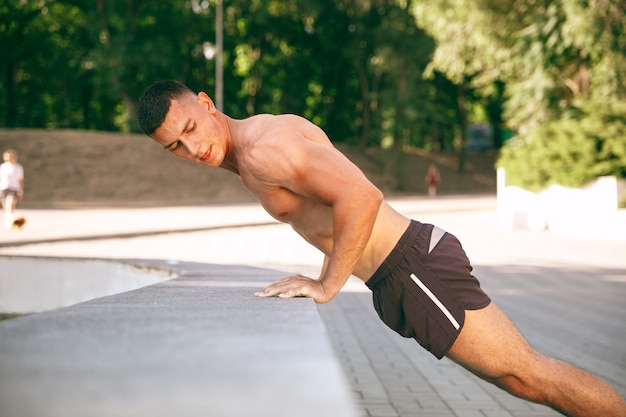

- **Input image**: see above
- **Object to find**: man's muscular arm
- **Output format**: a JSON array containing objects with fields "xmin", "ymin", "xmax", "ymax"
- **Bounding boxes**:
[
  {"xmin": 256, "ymin": 177, "xmax": 382, "ymax": 303},
  {"xmin": 253, "ymin": 121, "xmax": 383, "ymax": 303},
  {"xmin": 317, "ymin": 175, "xmax": 382, "ymax": 301}
]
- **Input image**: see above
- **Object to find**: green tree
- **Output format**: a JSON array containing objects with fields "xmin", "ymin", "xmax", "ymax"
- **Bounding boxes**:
[
  {"xmin": 0, "ymin": 0, "xmax": 54, "ymax": 127},
  {"xmin": 498, "ymin": 99, "xmax": 626, "ymax": 190},
  {"xmin": 413, "ymin": 0, "xmax": 626, "ymax": 181},
  {"xmin": 412, "ymin": 0, "xmax": 511, "ymax": 171},
  {"xmin": 83, "ymin": 0, "xmax": 215, "ymax": 131},
  {"xmin": 0, "ymin": 0, "xmax": 459, "ymax": 187}
]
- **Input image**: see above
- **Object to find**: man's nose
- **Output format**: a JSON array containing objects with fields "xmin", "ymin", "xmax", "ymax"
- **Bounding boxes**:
[{"xmin": 181, "ymin": 138, "xmax": 201, "ymax": 157}]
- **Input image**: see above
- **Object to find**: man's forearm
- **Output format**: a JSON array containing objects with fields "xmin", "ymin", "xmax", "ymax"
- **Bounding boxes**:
[
  {"xmin": 319, "ymin": 247, "xmax": 366, "ymax": 301},
  {"xmin": 318, "ymin": 187, "xmax": 383, "ymax": 301}
]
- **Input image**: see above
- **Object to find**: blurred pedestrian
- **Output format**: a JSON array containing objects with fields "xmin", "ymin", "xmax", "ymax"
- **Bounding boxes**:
[
  {"xmin": 1, "ymin": 149, "xmax": 25, "ymax": 230},
  {"xmin": 425, "ymin": 164, "xmax": 440, "ymax": 197}
]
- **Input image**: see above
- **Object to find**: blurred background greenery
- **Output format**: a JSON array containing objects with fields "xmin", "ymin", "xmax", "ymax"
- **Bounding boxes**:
[{"xmin": 1, "ymin": 0, "xmax": 624, "ymax": 191}]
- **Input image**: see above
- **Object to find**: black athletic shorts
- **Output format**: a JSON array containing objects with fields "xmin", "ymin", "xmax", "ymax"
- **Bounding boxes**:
[{"xmin": 365, "ymin": 220, "xmax": 491, "ymax": 359}]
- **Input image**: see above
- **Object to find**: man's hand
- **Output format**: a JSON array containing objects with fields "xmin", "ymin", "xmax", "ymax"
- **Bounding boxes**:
[{"xmin": 255, "ymin": 275, "xmax": 332, "ymax": 304}]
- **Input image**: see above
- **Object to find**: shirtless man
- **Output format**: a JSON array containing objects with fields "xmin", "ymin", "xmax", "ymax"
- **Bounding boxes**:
[{"xmin": 137, "ymin": 80, "xmax": 626, "ymax": 417}]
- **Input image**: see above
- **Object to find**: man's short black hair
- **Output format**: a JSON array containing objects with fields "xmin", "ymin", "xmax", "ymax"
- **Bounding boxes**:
[{"xmin": 137, "ymin": 80, "xmax": 194, "ymax": 135}]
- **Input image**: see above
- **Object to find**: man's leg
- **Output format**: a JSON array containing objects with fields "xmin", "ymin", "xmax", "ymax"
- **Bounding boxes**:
[
  {"xmin": 446, "ymin": 302, "xmax": 626, "ymax": 417},
  {"xmin": 3, "ymin": 194, "xmax": 15, "ymax": 229}
]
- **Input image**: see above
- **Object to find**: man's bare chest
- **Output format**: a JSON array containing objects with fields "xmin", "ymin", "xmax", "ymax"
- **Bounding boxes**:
[
  {"xmin": 260, "ymin": 187, "xmax": 329, "ymax": 227},
  {"xmin": 243, "ymin": 182, "xmax": 331, "ymax": 244}
]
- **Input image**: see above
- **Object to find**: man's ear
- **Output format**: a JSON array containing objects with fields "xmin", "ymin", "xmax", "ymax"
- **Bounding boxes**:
[{"xmin": 197, "ymin": 92, "xmax": 217, "ymax": 113}]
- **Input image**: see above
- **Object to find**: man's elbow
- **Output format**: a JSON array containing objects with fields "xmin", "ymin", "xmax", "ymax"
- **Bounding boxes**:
[
  {"xmin": 339, "ymin": 181, "xmax": 384, "ymax": 213},
  {"xmin": 361, "ymin": 184, "xmax": 384, "ymax": 212},
  {"xmin": 370, "ymin": 184, "xmax": 384, "ymax": 204}
]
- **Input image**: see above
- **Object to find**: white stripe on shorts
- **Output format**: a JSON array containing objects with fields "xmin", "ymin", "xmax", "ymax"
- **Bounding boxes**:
[
  {"xmin": 410, "ymin": 273, "xmax": 461, "ymax": 330},
  {"xmin": 429, "ymin": 226, "xmax": 446, "ymax": 254}
]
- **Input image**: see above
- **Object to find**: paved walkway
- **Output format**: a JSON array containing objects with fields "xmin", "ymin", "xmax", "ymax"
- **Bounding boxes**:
[{"xmin": 1, "ymin": 195, "xmax": 625, "ymax": 417}]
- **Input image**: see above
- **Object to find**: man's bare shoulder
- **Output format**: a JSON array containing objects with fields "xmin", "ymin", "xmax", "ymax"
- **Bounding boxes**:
[
  {"xmin": 243, "ymin": 113, "xmax": 301, "ymax": 127},
  {"xmin": 236, "ymin": 114, "xmax": 334, "ymax": 186},
  {"xmin": 243, "ymin": 114, "xmax": 331, "ymax": 146},
  {"xmin": 235, "ymin": 115, "xmax": 301, "ymax": 182}
]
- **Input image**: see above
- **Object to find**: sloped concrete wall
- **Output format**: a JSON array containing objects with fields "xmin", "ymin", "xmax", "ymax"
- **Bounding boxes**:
[{"xmin": 0, "ymin": 256, "xmax": 176, "ymax": 313}]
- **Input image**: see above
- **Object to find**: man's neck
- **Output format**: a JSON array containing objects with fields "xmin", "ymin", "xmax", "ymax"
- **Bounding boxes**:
[{"xmin": 218, "ymin": 115, "xmax": 240, "ymax": 175}]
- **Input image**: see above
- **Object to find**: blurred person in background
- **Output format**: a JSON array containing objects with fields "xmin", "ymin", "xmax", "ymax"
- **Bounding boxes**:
[
  {"xmin": 1, "ymin": 149, "xmax": 25, "ymax": 230},
  {"xmin": 425, "ymin": 164, "xmax": 441, "ymax": 197}
]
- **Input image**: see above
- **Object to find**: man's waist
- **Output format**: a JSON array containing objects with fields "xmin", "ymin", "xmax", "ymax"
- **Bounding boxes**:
[{"xmin": 365, "ymin": 219, "xmax": 423, "ymax": 289}]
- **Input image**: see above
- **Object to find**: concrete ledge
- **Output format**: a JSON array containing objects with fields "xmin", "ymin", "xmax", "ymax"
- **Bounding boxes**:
[{"xmin": 0, "ymin": 260, "xmax": 359, "ymax": 417}]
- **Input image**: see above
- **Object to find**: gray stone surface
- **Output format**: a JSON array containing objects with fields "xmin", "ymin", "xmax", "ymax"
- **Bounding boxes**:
[{"xmin": 0, "ymin": 261, "xmax": 359, "ymax": 417}]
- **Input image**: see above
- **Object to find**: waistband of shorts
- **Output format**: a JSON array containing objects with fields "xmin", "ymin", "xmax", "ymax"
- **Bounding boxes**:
[{"xmin": 366, "ymin": 219, "xmax": 423, "ymax": 290}]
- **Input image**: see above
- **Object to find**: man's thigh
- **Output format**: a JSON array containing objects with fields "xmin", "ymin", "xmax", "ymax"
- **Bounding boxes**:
[{"xmin": 446, "ymin": 302, "xmax": 538, "ymax": 380}]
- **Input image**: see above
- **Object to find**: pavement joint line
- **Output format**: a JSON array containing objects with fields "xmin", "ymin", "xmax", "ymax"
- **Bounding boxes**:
[
  {"xmin": 0, "ymin": 221, "xmax": 280, "ymax": 248},
  {"xmin": 0, "ymin": 197, "xmax": 497, "ymax": 249}
]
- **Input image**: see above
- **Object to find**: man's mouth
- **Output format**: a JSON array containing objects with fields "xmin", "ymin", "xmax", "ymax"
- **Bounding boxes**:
[{"xmin": 199, "ymin": 147, "xmax": 212, "ymax": 161}]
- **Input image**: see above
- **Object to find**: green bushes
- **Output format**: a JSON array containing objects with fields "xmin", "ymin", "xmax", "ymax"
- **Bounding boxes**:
[{"xmin": 497, "ymin": 100, "xmax": 626, "ymax": 191}]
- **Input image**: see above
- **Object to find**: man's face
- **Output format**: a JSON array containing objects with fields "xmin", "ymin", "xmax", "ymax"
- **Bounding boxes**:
[{"xmin": 151, "ymin": 93, "xmax": 226, "ymax": 167}]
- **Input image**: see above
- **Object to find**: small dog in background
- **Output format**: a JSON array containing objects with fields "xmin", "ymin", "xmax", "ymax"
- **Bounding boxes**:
[{"xmin": 11, "ymin": 217, "xmax": 26, "ymax": 230}]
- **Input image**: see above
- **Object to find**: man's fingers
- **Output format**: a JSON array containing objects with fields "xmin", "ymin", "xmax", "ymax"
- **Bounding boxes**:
[
  {"xmin": 254, "ymin": 281, "xmax": 294, "ymax": 298},
  {"xmin": 278, "ymin": 286, "xmax": 310, "ymax": 298},
  {"xmin": 255, "ymin": 284, "xmax": 306, "ymax": 299},
  {"xmin": 255, "ymin": 276, "xmax": 314, "ymax": 299},
  {"xmin": 254, "ymin": 285, "xmax": 280, "ymax": 298}
]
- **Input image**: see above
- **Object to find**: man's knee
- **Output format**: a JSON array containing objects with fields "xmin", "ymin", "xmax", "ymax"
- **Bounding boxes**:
[{"xmin": 488, "ymin": 364, "xmax": 548, "ymax": 402}]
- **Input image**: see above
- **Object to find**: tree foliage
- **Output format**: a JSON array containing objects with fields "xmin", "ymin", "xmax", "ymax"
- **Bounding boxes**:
[
  {"xmin": 498, "ymin": 99, "xmax": 626, "ymax": 190},
  {"xmin": 1, "ymin": 0, "xmax": 624, "ymax": 188},
  {"xmin": 412, "ymin": 0, "xmax": 625, "ymax": 184},
  {"xmin": 0, "ymin": 0, "xmax": 447, "ymax": 146},
  {"xmin": 413, "ymin": 0, "xmax": 626, "ymax": 134}
]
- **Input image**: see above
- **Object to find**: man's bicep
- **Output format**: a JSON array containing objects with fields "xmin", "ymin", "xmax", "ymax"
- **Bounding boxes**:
[
  {"xmin": 247, "ymin": 129, "xmax": 375, "ymax": 205},
  {"xmin": 290, "ymin": 144, "xmax": 377, "ymax": 204}
]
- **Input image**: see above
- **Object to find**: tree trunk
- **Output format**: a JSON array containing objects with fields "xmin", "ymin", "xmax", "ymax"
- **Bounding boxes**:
[
  {"xmin": 456, "ymin": 82, "xmax": 468, "ymax": 173},
  {"xmin": 5, "ymin": 61, "xmax": 17, "ymax": 128},
  {"xmin": 394, "ymin": 73, "xmax": 407, "ymax": 190},
  {"xmin": 486, "ymin": 80, "xmax": 505, "ymax": 149},
  {"xmin": 357, "ymin": 61, "xmax": 370, "ymax": 150}
]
